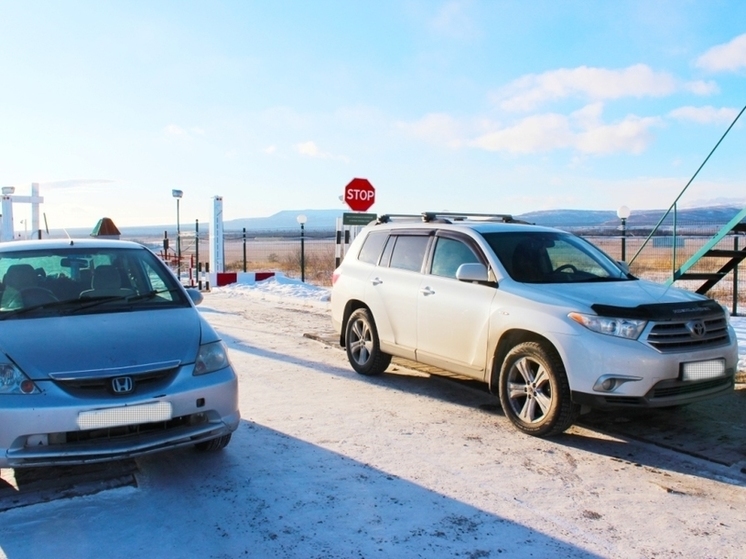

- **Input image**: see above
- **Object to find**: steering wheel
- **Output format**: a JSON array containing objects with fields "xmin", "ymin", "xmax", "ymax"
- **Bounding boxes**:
[{"xmin": 554, "ymin": 264, "xmax": 578, "ymax": 274}]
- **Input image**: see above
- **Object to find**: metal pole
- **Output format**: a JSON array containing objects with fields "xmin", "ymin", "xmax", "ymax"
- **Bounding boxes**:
[
  {"xmin": 243, "ymin": 227, "xmax": 247, "ymax": 273},
  {"xmin": 176, "ymin": 198, "xmax": 181, "ymax": 281},
  {"xmin": 734, "ymin": 236, "xmax": 739, "ymax": 316},
  {"xmin": 300, "ymin": 223, "xmax": 305, "ymax": 282},
  {"xmin": 621, "ymin": 217, "xmax": 627, "ymax": 261},
  {"xmin": 195, "ymin": 219, "xmax": 199, "ymax": 287}
]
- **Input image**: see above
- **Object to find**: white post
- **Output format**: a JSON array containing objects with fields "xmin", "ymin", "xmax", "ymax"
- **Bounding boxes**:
[
  {"xmin": 1, "ymin": 193, "xmax": 14, "ymax": 242},
  {"xmin": 209, "ymin": 196, "xmax": 224, "ymax": 274},
  {"xmin": 0, "ymin": 184, "xmax": 44, "ymax": 242},
  {"xmin": 31, "ymin": 182, "xmax": 40, "ymax": 238}
]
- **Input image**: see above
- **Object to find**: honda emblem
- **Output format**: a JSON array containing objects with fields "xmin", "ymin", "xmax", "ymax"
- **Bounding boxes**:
[{"xmin": 111, "ymin": 376, "xmax": 134, "ymax": 394}]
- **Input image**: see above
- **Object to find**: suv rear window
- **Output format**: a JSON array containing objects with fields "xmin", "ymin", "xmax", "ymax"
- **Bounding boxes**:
[
  {"xmin": 389, "ymin": 235, "xmax": 429, "ymax": 272},
  {"xmin": 357, "ymin": 231, "xmax": 388, "ymax": 265}
]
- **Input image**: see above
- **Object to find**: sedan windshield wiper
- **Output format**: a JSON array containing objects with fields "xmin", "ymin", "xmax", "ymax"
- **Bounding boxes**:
[{"xmin": 0, "ymin": 298, "xmax": 93, "ymax": 320}]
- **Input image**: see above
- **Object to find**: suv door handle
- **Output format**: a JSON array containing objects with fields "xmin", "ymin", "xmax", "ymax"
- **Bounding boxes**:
[
  {"xmin": 420, "ymin": 286, "xmax": 435, "ymax": 296},
  {"xmin": 371, "ymin": 277, "xmax": 383, "ymax": 286}
]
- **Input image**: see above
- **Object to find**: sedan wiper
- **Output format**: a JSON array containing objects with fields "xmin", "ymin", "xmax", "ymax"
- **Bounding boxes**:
[{"xmin": 0, "ymin": 298, "xmax": 92, "ymax": 320}]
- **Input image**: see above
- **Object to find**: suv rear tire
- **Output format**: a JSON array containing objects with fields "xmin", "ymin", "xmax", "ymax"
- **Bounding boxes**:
[
  {"xmin": 498, "ymin": 341, "xmax": 578, "ymax": 437},
  {"xmin": 345, "ymin": 308, "xmax": 392, "ymax": 376}
]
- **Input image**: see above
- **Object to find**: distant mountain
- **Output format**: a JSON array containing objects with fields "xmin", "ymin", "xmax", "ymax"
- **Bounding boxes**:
[{"xmin": 516, "ymin": 206, "xmax": 745, "ymax": 228}]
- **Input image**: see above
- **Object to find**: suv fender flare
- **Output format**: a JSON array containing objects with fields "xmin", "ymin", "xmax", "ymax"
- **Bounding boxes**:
[{"xmin": 488, "ymin": 329, "xmax": 564, "ymax": 394}]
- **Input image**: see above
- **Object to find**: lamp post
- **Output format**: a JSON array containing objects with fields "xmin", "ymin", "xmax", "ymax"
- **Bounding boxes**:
[
  {"xmin": 172, "ymin": 189, "xmax": 184, "ymax": 280},
  {"xmin": 297, "ymin": 214, "xmax": 307, "ymax": 282},
  {"xmin": 617, "ymin": 205, "xmax": 631, "ymax": 261}
]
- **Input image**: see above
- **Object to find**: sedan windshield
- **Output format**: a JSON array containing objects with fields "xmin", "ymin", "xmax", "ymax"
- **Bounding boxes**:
[
  {"xmin": 0, "ymin": 246, "xmax": 188, "ymax": 318},
  {"xmin": 481, "ymin": 231, "xmax": 633, "ymax": 284}
]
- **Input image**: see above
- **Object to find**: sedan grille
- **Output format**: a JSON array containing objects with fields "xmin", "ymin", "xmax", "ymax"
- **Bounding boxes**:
[
  {"xmin": 645, "ymin": 315, "xmax": 729, "ymax": 353},
  {"xmin": 52, "ymin": 366, "xmax": 178, "ymax": 398}
]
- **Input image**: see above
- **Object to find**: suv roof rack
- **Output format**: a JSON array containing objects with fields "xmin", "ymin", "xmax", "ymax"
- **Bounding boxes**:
[
  {"xmin": 376, "ymin": 212, "xmax": 531, "ymax": 225},
  {"xmin": 422, "ymin": 212, "xmax": 528, "ymax": 223}
]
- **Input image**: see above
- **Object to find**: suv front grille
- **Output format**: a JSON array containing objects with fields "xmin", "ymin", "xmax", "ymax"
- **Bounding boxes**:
[{"xmin": 645, "ymin": 316, "xmax": 729, "ymax": 353}]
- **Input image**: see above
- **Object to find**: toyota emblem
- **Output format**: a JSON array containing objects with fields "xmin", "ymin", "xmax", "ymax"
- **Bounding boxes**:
[{"xmin": 686, "ymin": 320, "xmax": 706, "ymax": 339}]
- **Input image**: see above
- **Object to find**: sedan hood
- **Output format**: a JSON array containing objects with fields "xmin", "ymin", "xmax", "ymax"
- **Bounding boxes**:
[
  {"xmin": 518, "ymin": 278, "xmax": 707, "ymax": 312},
  {"xmin": 0, "ymin": 308, "xmax": 203, "ymax": 380}
]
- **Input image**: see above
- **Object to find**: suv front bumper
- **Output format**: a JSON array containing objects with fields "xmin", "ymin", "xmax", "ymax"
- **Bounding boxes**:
[{"xmin": 571, "ymin": 372, "xmax": 735, "ymax": 409}]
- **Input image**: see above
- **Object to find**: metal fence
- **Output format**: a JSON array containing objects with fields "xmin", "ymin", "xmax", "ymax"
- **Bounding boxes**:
[{"xmin": 150, "ymin": 224, "xmax": 745, "ymax": 315}]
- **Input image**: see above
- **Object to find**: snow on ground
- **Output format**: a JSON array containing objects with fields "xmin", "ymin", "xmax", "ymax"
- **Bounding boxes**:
[{"xmin": 2, "ymin": 275, "xmax": 746, "ymax": 559}]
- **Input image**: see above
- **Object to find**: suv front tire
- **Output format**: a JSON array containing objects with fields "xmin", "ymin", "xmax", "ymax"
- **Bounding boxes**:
[{"xmin": 498, "ymin": 341, "xmax": 578, "ymax": 436}]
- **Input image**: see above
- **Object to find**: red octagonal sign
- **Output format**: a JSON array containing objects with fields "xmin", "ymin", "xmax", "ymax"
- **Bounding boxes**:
[{"xmin": 344, "ymin": 178, "xmax": 375, "ymax": 212}]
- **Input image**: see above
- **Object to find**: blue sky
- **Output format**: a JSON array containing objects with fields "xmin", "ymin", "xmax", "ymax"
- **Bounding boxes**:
[{"xmin": 1, "ymin": 0, "xmax": 745, "ymax": 229}]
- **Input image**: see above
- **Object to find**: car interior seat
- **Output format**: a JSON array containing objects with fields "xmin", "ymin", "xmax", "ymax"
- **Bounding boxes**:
[
  {"xmin": 511, "ymin": 241, "xmax": 547, "ymax": 282},
  {"xmin": 1, "ymin": 263, "xmax": 40, "ymax": 309},
  {"xmin": 79, "ymin": 265, "xmax": 135, "ymax": 299}
]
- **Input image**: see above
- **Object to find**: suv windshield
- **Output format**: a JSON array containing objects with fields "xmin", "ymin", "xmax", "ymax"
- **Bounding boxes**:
[
  {"xmin": 0, "ymin": 246, "xmax": 188, "ymax": 318},
  {"xmin": 481, "ymin": 231, "xmax": 631, "ymax": 284}
]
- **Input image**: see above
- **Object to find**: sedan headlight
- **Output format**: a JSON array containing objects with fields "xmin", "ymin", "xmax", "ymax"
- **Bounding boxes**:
[
  {"xmin": 193, "ymin": 341, "xmax": 231, "ymax": 375},
  {"xmin": 0, "ymin": 363, "xmax": 40, "ymax": 394},
  {"xmin": 568, "ymin": 312, "xmax": 647, "ymax": 340}
]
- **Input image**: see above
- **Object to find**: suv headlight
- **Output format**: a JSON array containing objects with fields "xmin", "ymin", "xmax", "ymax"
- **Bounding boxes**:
[
  {"xmin": 568, "ymin": 312, "xmax": 647, "ymax": 340},
  {"xmin": 193, "ymin": 341, "xmax": 231, "ymax": 375},
  {"xmin": 0, "ymin": 363, "xmax": 40, "ymax": 394},
  {"xmin": 720, "ymin": 304, "xmax": 731, "ymax": 324}
]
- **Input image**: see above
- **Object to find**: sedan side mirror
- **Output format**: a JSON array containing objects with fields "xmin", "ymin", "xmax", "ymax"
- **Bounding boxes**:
[{"xmin": 186, "ymin": 288, "xmax": 204, "ymax": 306}]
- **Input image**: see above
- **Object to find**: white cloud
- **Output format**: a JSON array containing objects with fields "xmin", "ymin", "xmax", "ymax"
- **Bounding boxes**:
[
  {"xmin": 493, "ymin": 64, "xmax": 680, "ymax": 112},
  {"xmin": 695, "ymin": 33, "xmax": 746, "ymax": 73},
  {"xmin": 684, "ymin": 80, "xmax": 719, "ymax": 95},
  {"xmin": 470, "ymin": 113, "xmax": 574, "ymax": 154},
  {"xmin": 294, "ymin": 141, "xmax": 349, "ymax": 162},
  {"xmin": 429, "ymin": 0, "xmax": 478, "ymax": 40},
  {"xmin": 164, "ymin": 124, "xmax": 188, "ymax": 137},
  {"xmin": 468, "ymin": 105, "xmax": 661, "ymax": 155},
  {"xmin": 40, "ymin": 179, "xmax": 116, "ymax": 191},
  {"xmin": 668, "ymin": 105, "xmax": 740, "ymax": 124},
  {"xmin": 262, "ymin": 145, "xmax": 277, "ymax": 155},
  {"xmin": 296, "ymin": 141, "xmax": 323, "ymax": 157},
  {"xmin": 574, "ymin": 115, "xmax": 660, "ymax": 155}
]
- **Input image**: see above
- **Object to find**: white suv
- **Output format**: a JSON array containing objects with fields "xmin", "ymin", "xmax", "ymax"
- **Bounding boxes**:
[{"xmin": 331, "ymin": 212, "xmax": 739, "ymax": 436}]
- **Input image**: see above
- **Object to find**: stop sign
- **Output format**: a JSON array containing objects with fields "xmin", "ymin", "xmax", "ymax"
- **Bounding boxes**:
[{"xmin": 344, "ymin": 178, "xmax": 375, "ymax": 212}]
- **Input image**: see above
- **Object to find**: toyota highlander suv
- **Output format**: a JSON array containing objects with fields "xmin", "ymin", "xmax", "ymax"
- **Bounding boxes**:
[{"xmin": 330, "ymin": 212, "xmax": 738, "ymax": 437}]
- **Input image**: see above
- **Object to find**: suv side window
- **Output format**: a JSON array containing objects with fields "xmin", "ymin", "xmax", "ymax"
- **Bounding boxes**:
[
  {"xmin": 389, "ymin": 235, "xmax": 430, "ymax": 272},
  {"xmin": 430, "ymin": 237, "xmax": 480, "ymax": 278},
  {"xmin": 357, "ymin": 231, "xmax": 388, "ymax": 265}
]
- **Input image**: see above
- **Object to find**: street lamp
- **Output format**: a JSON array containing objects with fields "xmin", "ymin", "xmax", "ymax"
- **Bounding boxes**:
[
  {"xmin": 297, "ymin": 214, "xmax": 307, "ymax": 282},
  {"xmin": 172, "ymin": 189, "xmax": 184, "ymax": 280},
  {"xmin": 617, "ymin": 205, "xmax": 631, "ymax": 261}
]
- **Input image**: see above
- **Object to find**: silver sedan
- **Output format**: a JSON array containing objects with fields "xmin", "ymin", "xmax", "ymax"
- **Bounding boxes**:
[{"xmin": 0, "ymin": 239, "xmax": 239, "ymax": 468}]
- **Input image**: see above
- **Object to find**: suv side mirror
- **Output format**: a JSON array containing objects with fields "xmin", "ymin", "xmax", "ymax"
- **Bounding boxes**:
[{"xmin": 456, "ymin": 263, "xmax": 489, "ymax": 283}]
